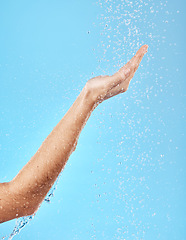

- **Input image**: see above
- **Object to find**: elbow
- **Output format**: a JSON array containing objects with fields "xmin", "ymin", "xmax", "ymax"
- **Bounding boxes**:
[
  {"xmin": 9, "ymin": 200, "xmax": 39, "ymax": 221},
  {"xmin": 14, "ymin": 195, "xmax": 40, "ymax": 219},
  {"xmin": 8, "ymin": 180, "xmax": 39, "ymax": 219},
  {"xmin": 0, "ymin": 181, "xmax": 39, "ymax": 223},
  {"xmin": 21, "ymin": 203, "xmax": 38, "ymax": 217}
]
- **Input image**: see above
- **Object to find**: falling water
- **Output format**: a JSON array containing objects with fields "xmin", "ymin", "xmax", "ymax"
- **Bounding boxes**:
[{"xmin": 1, "ymin": 175, "xmax": 61, "ymax": 240}]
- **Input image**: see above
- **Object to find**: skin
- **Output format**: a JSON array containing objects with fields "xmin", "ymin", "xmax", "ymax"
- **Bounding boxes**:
[{"xmin": 0, "ymin": 44, "xmax": 148, "ymax": 223}]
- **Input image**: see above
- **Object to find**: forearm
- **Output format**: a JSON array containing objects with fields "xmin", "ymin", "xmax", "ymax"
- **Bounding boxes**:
[
  {"xmin": 1, "ymin": 45, "xmax": 148, "ymax": 222},
  {"xmin": 10, "ymin": 85, "xmax": 97, "ymax": 214}
]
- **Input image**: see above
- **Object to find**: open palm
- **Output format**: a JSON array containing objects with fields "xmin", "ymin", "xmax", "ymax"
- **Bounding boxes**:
[{"xmin": 86, "ymin": 44, "xmax": 148, "ymax": 103}]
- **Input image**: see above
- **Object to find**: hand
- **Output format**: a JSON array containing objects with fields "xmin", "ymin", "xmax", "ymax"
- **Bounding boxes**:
[{"xmin": 86, "ymin": 44, "xmax": 148, "ymax": 104}]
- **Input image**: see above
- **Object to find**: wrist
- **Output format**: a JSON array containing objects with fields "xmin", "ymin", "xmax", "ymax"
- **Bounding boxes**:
[{"xmin": 83, "ymin": 82, "xmax": 100, "ymax": 107}]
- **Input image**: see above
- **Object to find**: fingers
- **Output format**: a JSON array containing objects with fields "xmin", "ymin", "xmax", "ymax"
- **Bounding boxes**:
[
  {"xmin": 114, "ymin": 44, "xmax": 148, "ymax": 81},
  {"xmin": 130, "ymin": 44, "xmax": 148, "ymax": 71},
  {"xmin": 131, "ymin": 44, "xmax": 148, "ymax": 63},
  {"xmin": 105, "ymin": 45, "xmax": 148, "ymax": 95}
]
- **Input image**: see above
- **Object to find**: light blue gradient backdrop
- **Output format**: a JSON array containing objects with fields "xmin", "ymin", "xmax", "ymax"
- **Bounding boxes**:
[{"xmin": 0, "ymin": 0, "xmax": 185, "ymax": 239}]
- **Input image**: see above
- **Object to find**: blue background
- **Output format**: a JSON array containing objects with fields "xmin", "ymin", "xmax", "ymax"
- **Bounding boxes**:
[{"xmin": 0, "ymin": 0, "xmax": 185, "ymax": 239}]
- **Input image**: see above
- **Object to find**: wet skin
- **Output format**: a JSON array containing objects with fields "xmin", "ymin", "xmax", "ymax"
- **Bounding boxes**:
[{"xmin": 0, "ymin": 45, "xmax": 148, "ymax": 223}]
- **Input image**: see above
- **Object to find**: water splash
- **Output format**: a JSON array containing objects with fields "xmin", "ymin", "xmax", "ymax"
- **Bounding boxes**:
[
  {"xmin": 90, "ymin": 0, "xmax": 179, "ymax": 239},
  {"xmin": 1, "ymin": 175, "xmax": 61, "ymax": 240},
  {"xmin": 44, "ymin": 174, "xmax": 60, "ymax": 204}
]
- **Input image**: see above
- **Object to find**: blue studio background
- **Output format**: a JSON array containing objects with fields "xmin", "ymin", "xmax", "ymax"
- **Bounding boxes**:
[{"xmin": 0, "ymin": 0, "xmax": 185, "ymax": 239}]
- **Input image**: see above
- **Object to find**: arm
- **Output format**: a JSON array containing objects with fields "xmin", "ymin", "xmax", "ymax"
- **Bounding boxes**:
[{"xmin": 0, "ymin": 45, "xmax": 148, "ymax": 223}]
